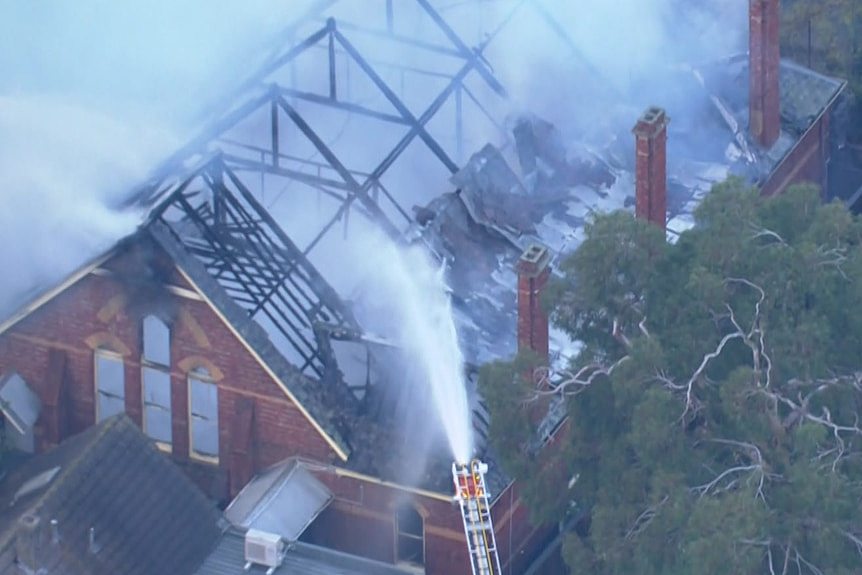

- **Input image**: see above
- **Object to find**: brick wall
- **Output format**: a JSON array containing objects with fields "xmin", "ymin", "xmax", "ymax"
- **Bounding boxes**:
[
  {"xmin": 633, "ymin": 106, "xmax": 669, "ymax": 230},
  {"xmin": 0, "ymin": 238, "xmax": 339, "ymax": 502},
  {"xmin": 761, "ymin": 113, "xmax": 830, "ymax": 197},
  {"xmin": 305, "ymin": 468, "xmax": 552, "ymax": 575},
  {"xmin": 305, "ymin": 470, "xmax": 470, "ymax": 573},
  {"xmin": 0, "ymin": 236, "xmax": 548, "ymax": 573},
  {"xmin": 749, "ymin": 0, "xmax": 781, "ymax": 148}
]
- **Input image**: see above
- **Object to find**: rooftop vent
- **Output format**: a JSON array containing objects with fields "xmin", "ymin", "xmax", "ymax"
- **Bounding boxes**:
[{"xmin": 244, "ymin": 529, "xmax": 284, "ymax": 574}]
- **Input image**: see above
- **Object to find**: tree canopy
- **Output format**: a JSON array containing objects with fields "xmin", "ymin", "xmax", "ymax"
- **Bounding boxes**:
[
  {"xmin": 480, "ymin": 180, "xmax": 862, "ymax": 574},
  {"xmin": 782, "ymin": 0, "xmax": 862, "ymax": 141}
]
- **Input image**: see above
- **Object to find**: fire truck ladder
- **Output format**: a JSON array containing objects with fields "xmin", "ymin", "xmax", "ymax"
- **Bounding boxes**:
[{"xmin": 452, "ymin": 460, "xmax": 502, "ymax": 575}]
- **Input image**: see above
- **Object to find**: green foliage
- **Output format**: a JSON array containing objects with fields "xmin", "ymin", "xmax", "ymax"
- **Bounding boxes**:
[
  {"xmin": 479, "ymin": 181, "xmax": 862, "ymax": 574},
  {"xmin": 782, "ymin": 0, "xmax": 862, "ymax": 140}
]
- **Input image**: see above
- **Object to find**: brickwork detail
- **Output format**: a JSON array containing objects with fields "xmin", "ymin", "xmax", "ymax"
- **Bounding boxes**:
[
  {"xmin": 633, "ymin": 106, "xmax": 669, "ymax": 231},
  {"xmin": 517, "ymin": 244, "xmax": 552, "ymax": 362},
  {"xmin": 0, "ymin": 237, "xmax": 551, "ymax": 573},
  {"xmin": 750, "ymin": 0, "xmax": 781, "ymax": 148}
]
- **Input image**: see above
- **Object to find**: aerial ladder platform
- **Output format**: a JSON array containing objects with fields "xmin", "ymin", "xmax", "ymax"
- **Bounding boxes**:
[{"xmin": 452, "ymin": 460, "xmax": 503, "ymax": 575}]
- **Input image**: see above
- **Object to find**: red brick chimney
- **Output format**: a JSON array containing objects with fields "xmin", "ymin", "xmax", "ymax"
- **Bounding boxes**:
[
  {"xmin": 517, "ymin": 244, "xmax": 551, "ymax": 362},
  {"xmin": 749, "ymin": 0, "xmax": 780, "ymax": 148},
  {"xmin": 633, "ymin": 106, "xmax": 669, "ymax": 230}
]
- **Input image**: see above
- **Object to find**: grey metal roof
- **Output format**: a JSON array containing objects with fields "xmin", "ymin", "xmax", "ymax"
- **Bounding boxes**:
[
  {"xmin": 0, "ymin": 414, "xmax": 222, "ymax": 575},
  {"xmin": 414, "ymin": 49, "xmax": 848, "ymax": 375},
  {"xmin": 196, "ymin": 530, "xmax": 415, "ymax": 575},
  {"xmin": 224, "ymin": 460, "xmax": 332, "ymax": 542},
  {"xmin": 700, "ymin": 54, "xmax": 846, "ymax": 170}
]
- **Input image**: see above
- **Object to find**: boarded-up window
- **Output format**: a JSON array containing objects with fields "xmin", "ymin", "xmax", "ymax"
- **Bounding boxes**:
[
  {"xmin": 95, "ymin": 351, "xmax": 125, "ymax": 422},
  {"xmin": 142, "ymin": 315, "xmax": 172, "ymax": 447},
  {"xmin": 189, "ymin": 368, "xmax": 218, "ymax": 462},
  {"xmin": 396, "ymin": 506, "xmax": 424, "ymax": 566}
]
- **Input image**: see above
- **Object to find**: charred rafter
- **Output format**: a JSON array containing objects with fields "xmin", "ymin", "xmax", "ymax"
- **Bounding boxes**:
[
  {"xmin": 130, "ymin": 1, "xmax": 523, "ymax": 255},
  {"xmin": 148, "ymin": 154, "xmax": 358, "ymax": 378}
]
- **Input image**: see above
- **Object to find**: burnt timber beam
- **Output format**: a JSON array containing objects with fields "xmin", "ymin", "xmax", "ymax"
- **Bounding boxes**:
[
  {"xmin": 181, "ymin": 193, "xmax": 321, "ymax": 375},
  {"xmin": 136, "ymin": 92, "xmax": 275, "ymax": 205},
  {"xmin": 276, "ymin": 87, "xmax": 409, "ymax": 125},
  {"xmin": 277, "ymin": 96, "xmax": 401, "ymax": 237},
  {"xmin": 314, "ymin": 18, "xmax": 461, "ymax": 58},
  {"xmin": 328, "ymin": 26, "xmax": 337, "ymax": 100},
  {"xmin": 333, "ymin": 27, "xmax": 459, "ymax": 174},
  {"xmin": 414, "ymin": 0, "xmax": 507, "ymax": 97},
  {"xmin": 302, "ymin": 195, "xmax": 356, "ymax": 256},
  {"xmin": 208, "ymin": 192, "xmax": 323, "ymax": 368},
  {"xmin": 222, "ymin": 162, "xmax": 359, "ymax": 328},
  {"xmin": 221, "ymin": 152, "xmax": 353, "ymax": 197},
  {"xmin": 359, "ymin": 60, "xmax": 473, "ymax": 194},
  {"xmin": 253, "ymin": 25, "xmax": 330, "ymax": 90},
  {"xmin": 271, "ymin": 99, "xmax": 279, "ymax": 168}
]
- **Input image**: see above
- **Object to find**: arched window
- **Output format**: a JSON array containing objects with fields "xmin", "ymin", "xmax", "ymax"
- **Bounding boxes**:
[
  {"xmin": 94, "ymin": 348, "xmax": 125, "ymax": 422},
  {"xmin": 141, "ymin": 315, "xmax": 172, "ymax": 449},
  {"xmin": 188, "ymin": 367, "xmax": 219, "ymax": 463},
  {"xmin": 395, "ymin": 505, "xmax": 424, "ymax": 566}
]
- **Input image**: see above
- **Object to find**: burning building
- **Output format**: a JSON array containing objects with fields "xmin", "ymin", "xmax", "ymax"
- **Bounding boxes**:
[{"xmin": 0, "ymin": 1, "xmax": 851, "ymax": 574}]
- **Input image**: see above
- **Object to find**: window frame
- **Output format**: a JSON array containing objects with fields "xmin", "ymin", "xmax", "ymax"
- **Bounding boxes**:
[
  {"xmin": 94, "ymin": 348, "xmax": 126, "ymax": 423},
  {"xmin": 141, "ymin": 315, "xmax": 172, "ymax": 452},
  {"xmin": 394, "ymin": 505, "xmax": 425, "ymax": 567},
  {"xmin": 187, "ymin": 368, "xmax": 219, "ymax": 464}
]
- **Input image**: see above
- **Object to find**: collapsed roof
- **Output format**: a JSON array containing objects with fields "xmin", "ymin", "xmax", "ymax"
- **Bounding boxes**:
[{"xmin": 0, "ymin": 1, "xmax": 848, "ymax": 494}]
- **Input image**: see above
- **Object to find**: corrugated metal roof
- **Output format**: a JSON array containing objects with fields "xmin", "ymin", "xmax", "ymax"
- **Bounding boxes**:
[
  {"xmin": 0, "ymin": 414, "xmax": 222, "ymax": 575},
  {"xmin": 196, "ymin": 531, "xmax": 416, "ymax": 575}
]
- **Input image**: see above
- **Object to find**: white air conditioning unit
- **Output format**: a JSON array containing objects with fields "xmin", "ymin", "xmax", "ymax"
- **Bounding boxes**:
[{"xmin": 244, "ymin": 529, "xmax": 284, "ymax": 571}]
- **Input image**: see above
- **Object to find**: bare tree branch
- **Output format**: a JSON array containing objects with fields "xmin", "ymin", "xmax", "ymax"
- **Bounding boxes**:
[
  {"xmin": 843, "ymin": 530, "xmax": 862, "ymax": 558},
  {"xmin": 693, "ymin": 439, "xmax": 775, "ymax": 501},
  {"xmin": 624, "ymin": 495, "xmax": 669, "ymax": 541},
  {"xmin": 749, "ymin": 225, "xmax": 788, "ymax": 246},
  {"xmin": 724, "ymin": 278, "xmax": 771, "ymax": 388},
  {"xmin": 815, "ymin": 244, "xmax": 849, "ymax": 280},
  {"xmin": 532, "ymin": 355, "xmax": 631, "ymax": 399},
  {"xmin": 612, "ymin": 316, "xmax": 632, "ymax": 349},
  {"xmin": 795, "ymin": 548, "xmax": 825, "ymax": 575},
  {"xmin": 679, "ymin": 329, "xmax": 743, "ymax": 422}
]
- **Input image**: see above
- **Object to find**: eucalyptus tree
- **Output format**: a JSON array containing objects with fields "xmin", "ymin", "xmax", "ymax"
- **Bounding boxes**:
[{"xmin": 480, "ymin": 180, "xmax": 862, "ymax": 574}]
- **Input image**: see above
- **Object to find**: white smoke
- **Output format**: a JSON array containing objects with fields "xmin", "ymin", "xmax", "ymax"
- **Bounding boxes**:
[
  {"xmin": 0, "ymin": 96, "xmax": 172, "ymax": 311},
  {"xmin": 0, "ymin": 0, "xmax": 751, "ymax": 461},
  {"xmin": 0, "ymin": 0, "xmax": 317, "ymax": 309}
]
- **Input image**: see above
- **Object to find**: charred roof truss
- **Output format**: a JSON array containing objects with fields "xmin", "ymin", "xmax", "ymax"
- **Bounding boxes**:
[
  {"xmin": 133, "ymin": 1, "xmax": 527, "ymax": 255},
  {"xmin": 148, "ymin": 154, "xmax": 359, "ymax": 378}
]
